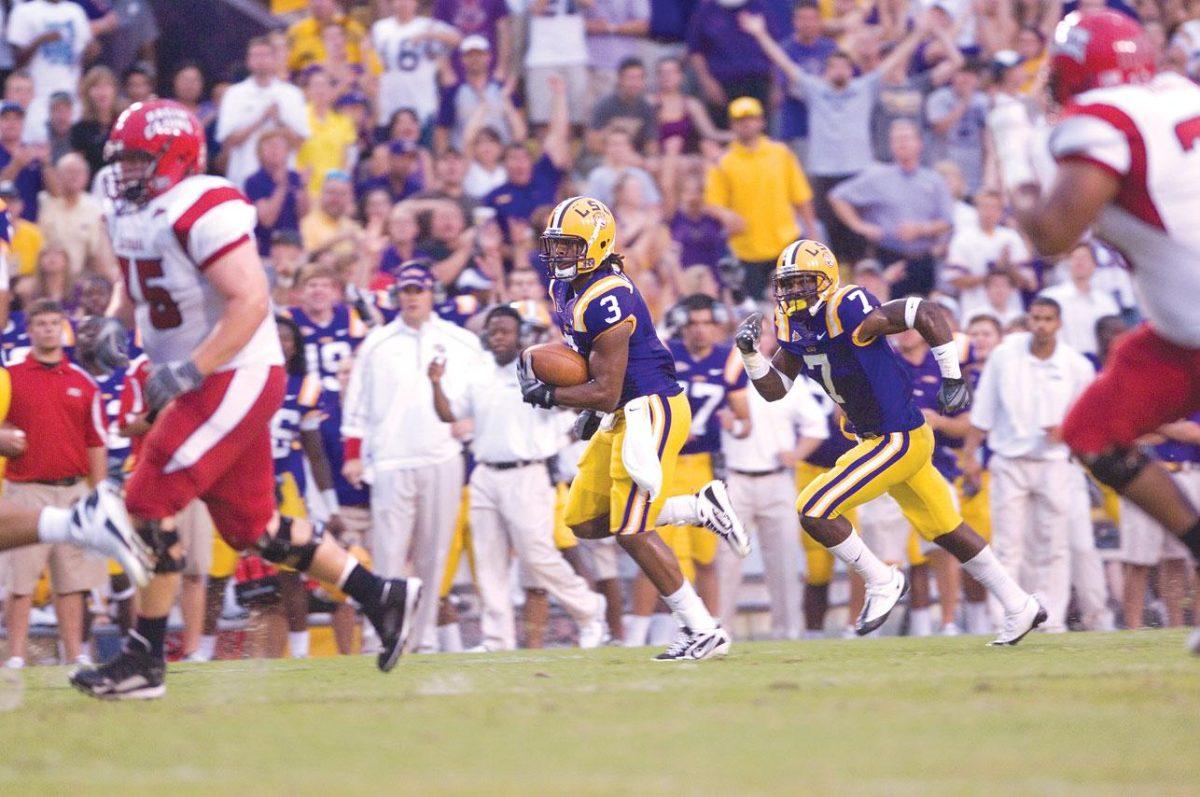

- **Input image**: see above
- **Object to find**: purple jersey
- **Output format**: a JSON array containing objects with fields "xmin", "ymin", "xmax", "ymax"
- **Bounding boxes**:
[
  {"xmin": 804, "ymin": 385, "xmax": 857, "ymax": 468},
  {"xmin": 898, "ymin": 347, "xmax": 961, "ymax": 480},
  {"xmin": 270, "ymin": 372, "xmax": 324, "ymax": 492},
  {"xmin": 670, "ymin": 340, "xmax": 747, "ymax": 455},
  {"xmin": 778, "ymin": 285, "xmax": 924, "ymax": 437},
  {"xmin": 550, "ymin": 267, "xmax": 681, "ymax": 408}
]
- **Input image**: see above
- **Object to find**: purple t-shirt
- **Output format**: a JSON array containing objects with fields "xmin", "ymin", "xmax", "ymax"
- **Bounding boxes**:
[
  {"xmin": 434, "ymin": 0, "xmax": 509, "ymax": 76},
  {"xmin": 686, "ymin": 0, "xmax": 786, "ymax": 83},
  {"xmin": 670, "ymin": 210, "xmax": 727, "ymax": 273},
  {"xmin": 779, "ymin": 37, "xmax": 838, "ymax": 140},
  {"xmin": 244, "ymin": 168, "xmax": 303, "ymax": 256}
]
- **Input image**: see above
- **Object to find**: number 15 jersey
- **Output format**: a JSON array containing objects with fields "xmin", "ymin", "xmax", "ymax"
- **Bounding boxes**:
[{"xmin": 776, "ymin": 284, "xmax": 923, "ymax": 437}]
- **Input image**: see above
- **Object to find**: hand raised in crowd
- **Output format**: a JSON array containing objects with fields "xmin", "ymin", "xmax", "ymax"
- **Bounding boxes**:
[
  {"xmin": 882, "ymin": 260, "xmax": 907, "ymax": 285},
  {"xmin": 859, "ymin": 223, "xmax": 886, "ymax": 243},
  {"xmin": 737, "ymin": 12, "xmax": 768, "ymax": 37}
]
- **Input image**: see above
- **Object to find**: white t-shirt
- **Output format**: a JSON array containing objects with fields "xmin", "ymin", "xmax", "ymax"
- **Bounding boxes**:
[
  {"xmin": 525, "ymin": 2, "xmax": 588, "ymax": 68},
  {"xmin": 464, "ymin": 161, "xmax": 507, "ymax": 199},
  {"xmin": 372, "ymin": 16, "xmax": 454, "ymax": 125},
  {"xmin": 6, "ymin": 0, "xmax": 91, "ymax": 139},
  {"xmin": 1039, "ymin": 281, "xmax": 1120, "ymax": 357},
  {"xmin": 945, "ymin": 223, "xmax": 1028, "ymax": 320},
  {"xmin": 215, "ymin": 77, "xmax": 309, "ymax": 191}
]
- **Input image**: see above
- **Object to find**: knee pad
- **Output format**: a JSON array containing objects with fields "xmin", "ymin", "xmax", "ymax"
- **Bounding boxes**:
[
  {"xmin": 256, "ymin": 516, "xmax": 325, "ymax": 571},
  {"xmin": 138, "ymin": 521, "xmax": 185, "ymax": 574},
  {"xmin": 1086, "ymin": 447, "xmax": 1149, "ymax": 492}
]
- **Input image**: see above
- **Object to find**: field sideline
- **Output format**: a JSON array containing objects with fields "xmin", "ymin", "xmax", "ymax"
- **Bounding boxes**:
[{"xmin": 0, "ymin": 631, "xmax": 1196, "ymax": 795}]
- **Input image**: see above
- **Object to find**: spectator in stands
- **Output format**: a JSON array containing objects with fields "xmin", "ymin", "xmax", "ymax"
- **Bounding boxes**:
[
  {"xmin": 374, "ymin": 204, "xmax": 428, "ymax": 281},
  {"xmin": 586, "ymin": 1, "xmax": 650, "ymax": 96},
  {"xmin": 590, "ymin": 57, "xmax": 657, "ymax": 153},
  {"xmin": 3, "ymin": 70, "xmax": 34, "ymax": 112},
  {"xmin": 68, "ymin": 66, "xmax": 119, "ymax": 176},
  {"xmin": 775, "ymin": 1, "xmax": 836, "ymax": 166},
  {"xmin": 171, "ymin": 63, "xmax": 216, "ymax": 131},
  {"xmin": 704, "ymin": 96, "xmax": 816, "ymax": 299},
  {"xmin": 523, "ymin": 0, "xmax": 591, "ymax": 130},
  {"xmin": 687, "ymin": 0, "xmax": 782, "ymax": 125},
  {"xmin": 46, "ymin": 90, "xmax": 74, "ymax": 164},
  {"xmin": 435, "ymin": 36, "xmax": 525, "ymax": 152},
  {"xmin": 287, "ymin": 0, "xmax": 372, "ymax": 74},
  {"xmin": 6, "ymin": 0, "xmax": 93, "ymax": 143},
  {"xmin": 370, "ymin": 0, "xmax": 461, "ymax": 130},
  {"xmin": 122, "ymin": 62, "xmax": 155, "ymax": 105},
  {"xmin": 412, "ymin": 148, "xmax": 479, "ymax": 219},
  {"xmin": 434, "ymin": 0, "xmax": 513, "ymax": 82},
  {"xmin": 650, "ymin": 56, "xmax": 729, "ymax": 156},
  {"xmin": 1040, "ymin": 244, "xmax": 1121, "ymax": 358},
  {"xmin": 829, "ymin": 119, "xmax": 953, "ymax": 297},
  {"xmin": 945, "ymin": 189, "xmax": 1031, "ymax": 321},
  {"xmin": 463, "ymin": 126, "xmax": 506, "ymax": 199},
  {"xmin": 97, "ymin": 0, "xmax": 160, "ymax": 78},
  {"xmin": 301, "ymin": 170, "xmax": 362, "ymax": 259},
  {"xmin": 246, "ymin": 129, "xmax": 309, "ymax": 257},
  {"xmin": 356, "ymin": 140, "xmax": 422, "ymax": 202},
  {"xmin": 585, "ymin": 127, "xmax": 660, "ymax": 208},
  {"xmin": 0, "ymin": 102, "xmax": 46, "ymax": 222},
  {"xmin": 216, "ymin": 35, "xmax": 309, "ymax": 190},
  {"xmin": 669, "ymin": 172, "xmax": 729, "ymax": 279},
  {"xmin": 926, "ymin": 62, "xmax": 990, "ymax": 193},
  {"xmin": 38, "ymin": 152, "xmax": 112, "ymax": 279},
  {"xmin": 297, "ymin": 67, "xmax": 357, "ymax": 198},
  {"xmin": 0, "ymin": 181, "xmax": 44, "ymax": 278}
]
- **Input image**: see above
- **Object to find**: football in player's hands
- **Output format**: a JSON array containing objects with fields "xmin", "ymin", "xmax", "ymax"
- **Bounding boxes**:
[
  {"xmin": 734, "ymin": 312, "xmax": 763, "ymax": 354},
  {"xmin": 523, "ymin": 342, "xmax": 588, "ymax": 387},
  {"xmin": 517, "ymin": 351, "xmax": 557, "ymax": 409},
  {"xmin": 937, "ymin": 377, "xmax": 971, "ymax": 415}
]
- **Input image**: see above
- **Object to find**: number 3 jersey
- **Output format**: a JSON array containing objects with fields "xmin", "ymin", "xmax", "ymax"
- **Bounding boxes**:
[
  {"xmin": 549, "ymin": 267, "xmax": 681, "ymax": 408},
  {"xmin": 106, "ymin": 174, "xmax": 283, "ymax": 370},
  {"xmin": 669, "ymin": 339, "xmax": 747, "ymax": 455},
  {"xmin": 776, "ymin": 284, "xmax": 923, "ymax": 438}
]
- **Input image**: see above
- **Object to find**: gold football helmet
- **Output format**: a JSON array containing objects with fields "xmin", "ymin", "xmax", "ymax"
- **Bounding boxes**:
[
  {"xmin": 540, "ymin": 195, "xmax": 616, "ymax": 280},
  {"xmin": 774, "ymin": 239, "xmax": 840, "ymax": 315}
]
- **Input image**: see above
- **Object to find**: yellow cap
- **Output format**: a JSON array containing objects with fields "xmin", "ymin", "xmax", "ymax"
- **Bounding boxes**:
[{"xmin": 728, "ymin": 96, "xmax": 764, "ymax": 120}]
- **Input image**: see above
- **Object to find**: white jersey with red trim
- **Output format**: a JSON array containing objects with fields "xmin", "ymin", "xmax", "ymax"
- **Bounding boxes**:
[
  {"xmin": 107, "ymin": 174, "xmax": 283, "ymax": 369},
  {"xmin": 1050, "ymin": 72, "xmax": 1200, "ymax": 347}
]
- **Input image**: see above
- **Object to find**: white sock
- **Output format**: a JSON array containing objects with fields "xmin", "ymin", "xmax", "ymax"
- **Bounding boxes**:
[
  {"xmin": 662, "ymin": 582, "xmax": 716, "ymax": 631},
  {"xmin": 962, "ymin": 546, "xmax": 1028, "ymax": 614},
  {"xmin": 657, "ymin": 495, "xmax": 700, "ymax": 526},
  {"xmin": 198, "ymin": 634, "xmax": 217, "ymax": 660},
  {"xmin": 623, "ymin": 614, "xmax": 650, "ymax": 647},
  {"xmin": 437, "ymin": 623, "xmax": 463, "ymax": 653},
  {"xmin": 908, "ymin": 606, "xmax": 933, "ymax": 637},
  {"xmin": 335, "ymin": 555, "xmax": 359, "ymax": 589},
  {"xmin": 827, "ymin": 533, "xmax": 892, "ymax": 586},
  {"xmin": 648, "ymin": 613, "xmax": 677, "ymax": 646},
  {"xmin": 288, "ymin": 631, "xmax": 310, "ymax": 659},
  {"xmin": 964, "ymin": 601, "xmax": 991, "ymax": 634},
  {"xmin": 37, "ymin": 507, "xmax": 71, "ymax": 544}
]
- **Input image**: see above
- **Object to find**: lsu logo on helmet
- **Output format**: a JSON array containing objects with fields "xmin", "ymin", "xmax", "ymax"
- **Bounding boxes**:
[
  {"xmin": 773, "ymin": 239, "xmax": 840, "ymax": 315},
  {"xmin": 540, "ymin": 196, "xmax": 617, "ymax": 280}
]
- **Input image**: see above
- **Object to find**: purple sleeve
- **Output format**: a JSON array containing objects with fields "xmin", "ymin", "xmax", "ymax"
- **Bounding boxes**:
[
  {"xmin": 685, "ymin": 6, "xmax": 706, "ymax": 55},
  {"xmin": 581, "ymin": 285, "xmax": 635, "ymax": 336},
  {"xmin": 73, "ymin": 0, "xmax": 113, "ymax": 20},
  {"xmin": 436, "ymin": 85, "xmax": 457, "ymax": 129},
  {"xmin": 243, "ymin": 173, "xmax": 272, "ymax": 202},
  {"xmin": 836, "ymin": 286, "xmax": 880, "ymax": 333}
]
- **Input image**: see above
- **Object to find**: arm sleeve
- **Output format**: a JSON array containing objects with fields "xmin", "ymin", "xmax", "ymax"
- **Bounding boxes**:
[
  {"xmin": 72, "ymin": 7, "xmax": 93, "ymax": 54},
  {"xmin": 281, "ymin": 86, "xmax": 311, "ymax": 138},
  {"xmin": 837, "ymin": 286, "xmax": 881, "ymax": 341},
  {"xmin": 436, "ymin": 85, "xmax": 457, "ymax": 129},
  {"xmin": 171, "ymin": 185, "xmax": 257, "ymax": 271},
  {"xmin": 6, "ymin": 7, "xmax": 33, "ymax": 48},
  {"xmin": 1049, "ymin": 109, "xmax": 1132, "ymax": 177},
  {"xmin": 214, "ymin": 88, "xmax": 238, "ymax": 143}
]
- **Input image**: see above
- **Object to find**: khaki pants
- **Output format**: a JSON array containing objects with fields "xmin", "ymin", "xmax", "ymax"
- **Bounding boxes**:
[
  {"xmin": 470, "ymin": 463, "xmax": 600, "ymax": 651},
  {"xmin": 176, "ymin": 499, "xmax": 215, "ymax": 577},
  {"xmin": 371, "ymin": 456, "xmax": 464, "ymax": 652},
  {"xmin": 3, "ymin": 480, "xmax": 105, "ymax": 595},
  {"xmin": 719, "ymin": 471, "xmax": 802, "ymax": 640}
]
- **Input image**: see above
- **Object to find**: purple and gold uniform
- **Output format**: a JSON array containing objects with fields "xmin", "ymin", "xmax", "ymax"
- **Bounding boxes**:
[
  {"xmin": 269, "ymin": 371, "xmax": 324, "ymax": 519},
  {"xmin": 780, "ymin": 284, "xmax": 963, "ymax": 541},
  {"xmin": 554, "ymin": 267, "xmax": 691, "ymax": 535},
  {"xmin": 95, "ymin": 364, "xmax": 133, "ymax": 478}
]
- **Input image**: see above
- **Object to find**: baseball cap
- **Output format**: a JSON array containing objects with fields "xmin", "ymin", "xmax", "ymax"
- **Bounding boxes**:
[
  {"xmin": 460, "ymin": 34, "xmax": 490, "ymax": 54},
  {"xmin": 334, "ymin": 91, "xmax": 369, "ymax": 109},
  {"xmin": 389, "ymin": 139, "xmax": 417, "ymax": 156},
  {"xmin": 395, "ymin": 262, "xmax": 433, "ymax": 291},
  {"xmin": 0, "ymin": 102, "xmax": 24, "ymax": 116},
  {"xmin": 727, "ymin": 96, "xmax": 763, "ymax": 120}
]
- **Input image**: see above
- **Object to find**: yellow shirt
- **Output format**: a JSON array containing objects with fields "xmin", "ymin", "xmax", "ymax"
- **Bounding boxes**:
[
  {"xmin": 297, "ymin": 105, "xmax": 358, "ymax": 197},
  {"xmin": 272, "ymin": 0, "xmax": 307, "ymax": 15},
  {"xmin": 300, "ymin": 210, "xmax": 363, "ymax": 259},
  {"xmin": 705, "ymin": 138, "xmax": 813, "ymax": 263},
  {"xmin": 286, "ymin": 14, "xmax": 375, "ymax": 74},
  {"xmin": 11, "ymin": 218, "xmax": 43, "ymax": 277}
]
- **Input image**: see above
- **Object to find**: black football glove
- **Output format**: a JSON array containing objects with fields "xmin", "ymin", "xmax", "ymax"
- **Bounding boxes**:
[
  {"xmin": 734, "ymin": 311, "xmax": 763, "ymax": 354},
  {"xmin": 145, "ymin": 359, "xmax": 204, "ymax": 413},
  {"xmin": 937, "ymin": 377, "xmax": 971, "ymax": 415},
  {"xmin": 517, "ymin": 351, "xmax": 556, "ymax": 409},
  {"xmin": 573, "ymin": 410, "xmax": 601, "ymax": 441}
]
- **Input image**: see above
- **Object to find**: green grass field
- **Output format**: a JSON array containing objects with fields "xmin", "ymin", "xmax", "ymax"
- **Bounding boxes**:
[{"xmin": 0, "ymin": 631, "xmax": 1197, "ymax": 796}]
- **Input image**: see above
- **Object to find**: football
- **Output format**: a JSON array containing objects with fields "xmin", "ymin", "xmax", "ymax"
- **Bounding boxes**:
[{"xmin": 525, "ymin": 342, "xmax": 588, "ymax": 387}]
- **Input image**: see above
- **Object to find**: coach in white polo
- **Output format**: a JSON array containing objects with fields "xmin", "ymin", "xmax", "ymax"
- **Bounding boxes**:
[
  {"xmin": 341, "ymin": 264, "xmax": 483, "ymax": 652},
  {"xmin": 429, "ymin": 305, "xmax": 606, "ymax": 651},
  {"xmin": 962, "ymin": 296, "xmax": 1095, "ymax": 632},
  {"xmin": 716, "ymin": 311, "xmax": 827, "ymax": 640}
]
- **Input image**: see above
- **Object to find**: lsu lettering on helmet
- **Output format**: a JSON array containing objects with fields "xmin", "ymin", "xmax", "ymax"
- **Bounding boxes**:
[
  {"xmin": 540, "ymin": 196, "xmax": 616, "ymax": 280},
  {"xmin": 774, "ymin": 239, "xmax": 840, "ymax": 315},
  {"xmin": 104, "ymin": 99, "xmax": 206, "ymax": 213},
  {"xmin": 1049, "ymin": 10, "xmax": 1154, "ymax": 105}
]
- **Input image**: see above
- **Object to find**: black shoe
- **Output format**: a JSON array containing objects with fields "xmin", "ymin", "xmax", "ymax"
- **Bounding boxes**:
[
  {"xmin": 364, "ymin": 577, "xmax": 423, "ymax": 672},
  {"xmin": 69, "ymin": 646, "xmax": 165, "ymax": 701}
]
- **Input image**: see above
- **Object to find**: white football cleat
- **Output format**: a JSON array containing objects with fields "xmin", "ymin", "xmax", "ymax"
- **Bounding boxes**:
[
  {"xmin": 989, "ymin": 596, "xmax": 1048, "ymax": 646},
  {"xmin": 578, "ymin": 594, "xmax": 610, "ymax": 649},
  {"xmin": 653, "ymin": 625, "xmax": 731, "ymax": 661},
  {"xmin": 67, "ymin": 482, "xmax": 152, "ymax": 588},
  {"xmin": 855, "ymin": 566, "xmax": 907, "ymax": 636},
  {"xmin": 697, "ymin": 480, "xmax": 750, "ymax": 558}
]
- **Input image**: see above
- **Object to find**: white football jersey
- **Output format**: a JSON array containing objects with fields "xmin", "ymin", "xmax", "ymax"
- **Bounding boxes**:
[
  {"xmin": 1050, "ymin": 72, "xmax": 1200, "ymax": 347},
  {"xmin": 371, "ymin": 16, "xmax": 452, "ymax": 124},
  {"xmin": 107, "ymin": 175, "xmax": 283, "ymax": 371}
]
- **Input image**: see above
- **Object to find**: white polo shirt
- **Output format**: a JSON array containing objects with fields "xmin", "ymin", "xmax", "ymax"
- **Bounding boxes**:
[
  {"xmin": 1039, "ymin": 280, "xmax": 1121, "ymax": 357},
  {"xmin": 215, "ymin": 76, "xmax": 309, "ymax": 190},
  {"xmin": 722, "ymin": 379, "xmax": 828, "ymax": 473},
  {"xmin": 449, "ymin": 358, "xmax": 568, "ymax": 464}
]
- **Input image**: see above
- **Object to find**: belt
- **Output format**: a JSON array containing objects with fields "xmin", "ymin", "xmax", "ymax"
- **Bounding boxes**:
[
  {"xmin": 731, "ymin": 467, "xmax": 786, "ymax": 478},
  {"xmin": 481, "ymin": 459, "xmax": 546, "ymax": 471},
  {"xmin": 31, "ymin": 476, "xmax": 82, "ymax": 487}
]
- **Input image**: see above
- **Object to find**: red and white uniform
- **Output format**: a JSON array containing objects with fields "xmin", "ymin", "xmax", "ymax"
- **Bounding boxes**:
[
  {"xmin": 110, "ymin": 175, "xmax": 285, "ymax": 549},
  {"xmin": 1054, "ymin": 73, "xmax": 1200, "ymax": 454}
]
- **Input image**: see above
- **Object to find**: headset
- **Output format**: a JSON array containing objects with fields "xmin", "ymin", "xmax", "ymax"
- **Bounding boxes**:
[{"xmin": 665, "ymin": 294, "xmax": 732, "ymax": 339}]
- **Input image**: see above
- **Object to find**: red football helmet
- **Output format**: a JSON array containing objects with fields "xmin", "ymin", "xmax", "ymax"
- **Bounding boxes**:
[
  {"xmin": 104, "ymin": 99, "xmax": 206, "ymax": 211},
  {"xmin": 1049, "ymin": 10, "xmax": 1155, "ymax": 105}
]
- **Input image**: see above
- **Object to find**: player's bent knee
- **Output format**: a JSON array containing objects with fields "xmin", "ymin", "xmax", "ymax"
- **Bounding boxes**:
[
  {"xmin": 257, "ymin": 516, "xmax": 325, "ymax": 571},
  {"xmin": 1086, "ymin": 447, "xmax": 1149, "ymax": 492}
]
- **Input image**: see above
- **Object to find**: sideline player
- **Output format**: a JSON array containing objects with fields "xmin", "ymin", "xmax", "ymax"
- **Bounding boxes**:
[
  {"xmin": 519, "ymin": 196, "xmax": 750, "ymax": 661},
  {"xmin": 70, "ymin": 100, "xmax": 420, "ymax": 700},
  {"xmin": 735, "ymin": 240, "xmax": 1044, "ymax": 644},
  {"xmin": 1016, "ymin": 12, "xmax": 1200, "ymax": 654}
]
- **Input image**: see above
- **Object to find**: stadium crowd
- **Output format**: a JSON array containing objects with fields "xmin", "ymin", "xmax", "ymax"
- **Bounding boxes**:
[{"xmin": 0, "ymin": 0, "xmax": 1197, "ymax": 664}]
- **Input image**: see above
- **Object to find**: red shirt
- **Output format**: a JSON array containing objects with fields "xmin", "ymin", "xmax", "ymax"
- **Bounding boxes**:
[
  {"xmin": 118, "ymin": 355, "xmax": 151, "ymax": 465},
  {"xmin": 5, "ymin": 355, "xmax": 106, "ymax": 482}
]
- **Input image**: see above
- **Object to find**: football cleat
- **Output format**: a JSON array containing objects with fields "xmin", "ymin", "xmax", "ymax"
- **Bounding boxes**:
[
  {"xmin": 69, "ymin": 646, "xmax": 165, "ymax": 701},
  {"xmin": 697, "ymin": 480, "xmax": 751, "ymax": 558},
  {"xmin": 855, "ymin": 566, "xmax": 908, "ymax": 636},
  {"xmin": 989, "ymin": 596, "xmax": 1048, "ymax": 646},
  {"xmin": 578, "ymin": 594, "xmax": 610, "ymax": 649},
  {"xmin": 67, "ymin": 481, "xmax": 152, "ymax": 587},
  {"xmin": 365, "ymin": 577, "xmax": 422, "ymax": 672},
  {"xmin": 653, "ymin": 625, "xmax": 731, "ymax": 661}
]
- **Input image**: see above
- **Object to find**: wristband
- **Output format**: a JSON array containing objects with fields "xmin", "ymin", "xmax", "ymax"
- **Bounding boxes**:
[
  {"xmin": 344, "ymin": 437, "xmax": 363, "ymax": 460},
  {"xmin": 931, "ymin": 341, "xmax": 962, "ymax": 379},
  {"xmin": 740, "ymin": 349, "xmax": 771, "ymax": 380},
  {"xmin": 904, "ymin": 296, "xmax": 922, "ymax": 329}
]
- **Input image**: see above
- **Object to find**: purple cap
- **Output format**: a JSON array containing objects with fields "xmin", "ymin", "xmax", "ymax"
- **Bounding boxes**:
[
  {"xmin": 395, "ymin": 262, "xmax": 433, "ymax": 291},
  {"xmin": 388, "ymin": 139, "xmax": 417, "ymax": 156},
  {"xmin": 334, "ymin": 91, "xmax": 369, "ymax": 109},
  {"xmin": 0, "ymin": 102, "xmax": 24, "ymax": 116}
]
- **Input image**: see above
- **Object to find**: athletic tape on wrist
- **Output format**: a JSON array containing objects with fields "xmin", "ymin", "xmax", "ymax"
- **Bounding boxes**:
[
  {"xmin": 931, "ymin": 341, "xmax": 962, "ymax": 379},
  {"xmin": 740, "ymin": 349, "xmax": 771, "ymax": 380}
]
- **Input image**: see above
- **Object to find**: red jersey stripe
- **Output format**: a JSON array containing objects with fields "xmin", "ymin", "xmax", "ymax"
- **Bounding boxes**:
[{"xmin": 172, "ymin": 186, "xmax": 248, "ymax": 258}]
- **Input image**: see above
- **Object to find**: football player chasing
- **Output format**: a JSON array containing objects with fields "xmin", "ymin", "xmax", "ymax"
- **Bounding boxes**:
[
  {"xmin": 736, "ymin": 240, "xmax": 1045, "ymax": 645},
  {"xmin": 69, "ymin": 100, "xmax": 420, "ymax": 700},
  {"xmin": 519, "ymin": 196, "xmax": 750, "ymax": 661}
]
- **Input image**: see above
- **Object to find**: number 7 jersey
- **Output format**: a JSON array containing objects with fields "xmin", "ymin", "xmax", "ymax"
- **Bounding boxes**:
[
  {"xmin": 776, "ymin": 284, "xmax": 923, "ymax": 437},
  {"xmin": 106, "ymin": 174, "xmax": 283, "ymax": 370}
]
